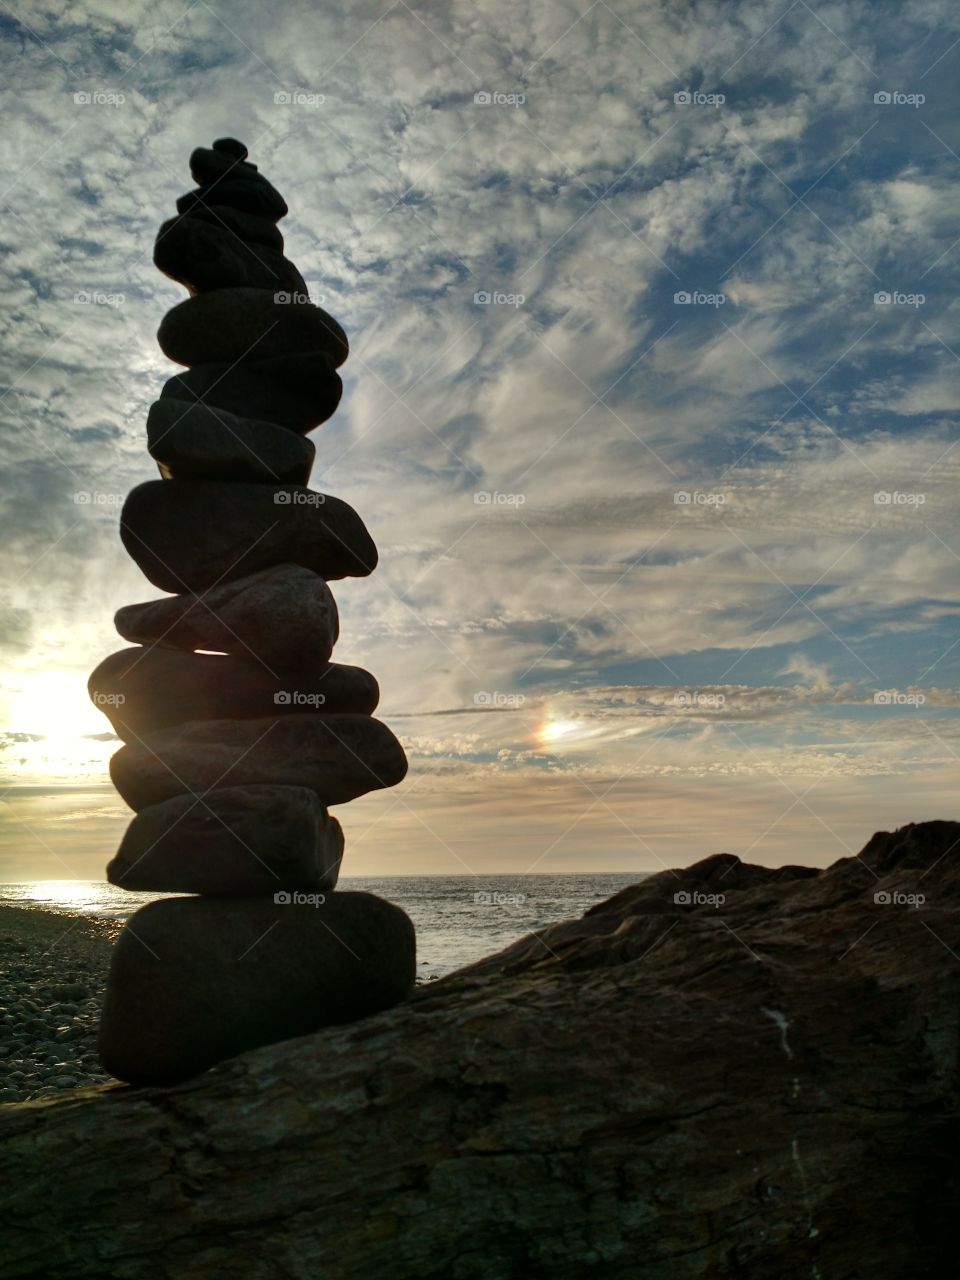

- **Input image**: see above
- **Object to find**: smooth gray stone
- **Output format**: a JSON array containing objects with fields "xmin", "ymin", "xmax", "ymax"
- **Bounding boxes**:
[
  {"xmin": 160, "ymin": 352, "xmax": 341, "ymax": 433},
  {"xmin": 110, "ymin": 714, "xmax": 408, "ymax": 812},
  {"xmin": 90, "ymin": 646, "xmax": 378, "ymax": 741},
  {"xmin": 120, "ymin": 479, "xmax": 377, "ymax": 592},
  {"xmin": 108, "ymin": 785, "xmax": 343, "ymax": 894},
  {"xmin": 99, "ymin": 892, "xmax": 416, "ymax": 1084},
  {"xmin": 114, "ymin": 564, "xmax": 339, "ymax": 668},
  {"xmin": 146, "ymin": 400, "xmax": 315, "ymax": 484},
  {"xmin": 158, "ymin": 289, "xmax": 348, "ymax": 369},
  {"xmin": 184, "ymin": 203, "xmax": 283, "ymax": 251},
  {"xmin": 154, "ymin": 216, "xmax": 305, "ymax": 296}
]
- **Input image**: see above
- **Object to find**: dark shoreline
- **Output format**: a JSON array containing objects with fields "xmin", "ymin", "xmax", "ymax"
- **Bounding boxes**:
[{"xmin": 0, "ymin": 905, "xmax": 115, "ymax": 1102}]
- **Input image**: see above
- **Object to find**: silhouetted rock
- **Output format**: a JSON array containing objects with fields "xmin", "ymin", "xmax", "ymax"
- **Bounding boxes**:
[
  {"xmin": 110, "ymin": 713, "xmax": 408, "ymax": 811},
  {"xmin": 160, "ymin": 351, "xmax": 342, "ymax": 432},
  {"xmin": 189, "ymin": 145, "xmax": 259, "ymax": 184},
  {"xmin": 154, "ymin": 216, "xmax": 305, "ymax": 295},
  {"xmin": 177, "ymin": 178, "xmax": 288, "ymax": 222},
  {"xmin": 120, "ymin": 479, "xmax": 377, "ymax": 592},
  {"xmin": 114, "ymin": 563, "xmax": 340, "ymax": 667},
  {"xmin": 83, "ymin": 135, "xmax": 411, "ymax": 1102},
  {"xmin": 90, "ymin": 647, "xmax": 379, "ymax": 739},
  {"xmin": 99, "ymin": 892, "xmax": 415, "ymax": 1084},
  {"xmin": 183, "ymin": 203, "xmax": 284, "ymax": 250},
  {"xmin": 147, "ymin": 399, "xmax": 315, "ymax": 484},
  {"xmin": 212, "ymin": 137, "xmax": 248, "ymax": 160},
  {"xmin": 158, "ymin": 289, "xmax": 348, "ymax": 368},
  {"xmin": 108, "ymin": 784, "xmax": 343, "ymax": 895}
]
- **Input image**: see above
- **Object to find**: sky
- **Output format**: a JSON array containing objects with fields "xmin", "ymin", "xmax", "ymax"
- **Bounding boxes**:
[{"xmin": 0, "ymin": 0, "xmax": 958, "ymax": 882}]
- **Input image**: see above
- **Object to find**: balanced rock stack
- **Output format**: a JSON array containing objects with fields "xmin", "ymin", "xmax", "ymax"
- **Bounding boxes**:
[{"xmin": 89, "ymin": 138, "xmax": 415, "ymax": 1086}]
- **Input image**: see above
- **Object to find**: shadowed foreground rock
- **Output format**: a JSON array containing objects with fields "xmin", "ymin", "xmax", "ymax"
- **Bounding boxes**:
[
  {"xmin": 1, "ymin": 820, "xmax": 957, "ymax": 1279},
  {"xmin": 99, "ymin": 892, "xmax": 415, "ymax": 1084}
]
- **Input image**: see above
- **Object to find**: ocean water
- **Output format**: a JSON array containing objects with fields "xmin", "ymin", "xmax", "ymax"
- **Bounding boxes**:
[{"xmin": 0, "ymin": 874, "xmax": 644, "ymax": 980}]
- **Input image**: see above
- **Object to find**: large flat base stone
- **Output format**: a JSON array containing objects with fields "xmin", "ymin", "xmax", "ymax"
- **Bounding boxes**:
[{"xmin": 99, "ymin": 892, "xmax": 416, "ymax": 1084}]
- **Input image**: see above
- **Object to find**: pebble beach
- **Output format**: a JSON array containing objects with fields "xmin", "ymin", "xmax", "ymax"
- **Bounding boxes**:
[{"xmin": 0, "ymin": 906, "xmax": 114, "ymax": 1103}]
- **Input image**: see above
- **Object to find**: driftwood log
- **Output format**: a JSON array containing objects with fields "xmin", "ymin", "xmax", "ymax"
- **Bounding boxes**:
[{"xmin": 1, "ymin": 820, "xmax": 958, "ymax": 1279}]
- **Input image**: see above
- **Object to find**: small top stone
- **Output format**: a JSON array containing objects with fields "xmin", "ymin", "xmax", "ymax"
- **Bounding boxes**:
[{"xmin": 213, "ymin": 137, "xmax": 248, "ymax": 160}]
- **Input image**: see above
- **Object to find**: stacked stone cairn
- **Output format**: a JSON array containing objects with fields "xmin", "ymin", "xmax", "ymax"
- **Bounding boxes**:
[{"xmin": 89, "ymin": 138, "xmax": 415, "ymax": 1085}]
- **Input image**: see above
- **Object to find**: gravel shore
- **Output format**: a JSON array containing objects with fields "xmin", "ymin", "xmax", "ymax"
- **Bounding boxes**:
[{"xmin": 0, "ymin": 906, "xmax": 115, "ymax": 1103}]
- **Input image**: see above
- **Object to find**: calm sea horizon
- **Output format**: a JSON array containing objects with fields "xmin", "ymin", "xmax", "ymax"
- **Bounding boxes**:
[{"xmin": 0, "ymin": 874, "xmax": 646, "ymax": 979}]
